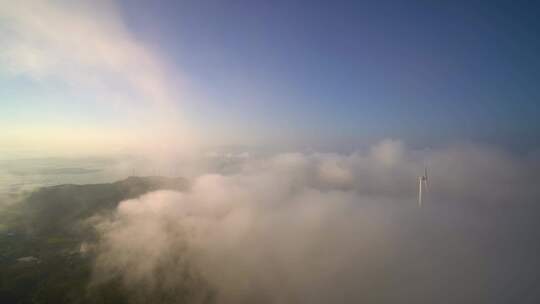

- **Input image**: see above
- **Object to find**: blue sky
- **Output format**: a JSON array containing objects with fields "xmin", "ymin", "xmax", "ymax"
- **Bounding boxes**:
[
  {"xmin": 122, "ymin": 0, "xmax": 540, "ymax": 147},
  {"xmin": 1, "ymin": 0, "xmax": 539, "ymax": 154}
]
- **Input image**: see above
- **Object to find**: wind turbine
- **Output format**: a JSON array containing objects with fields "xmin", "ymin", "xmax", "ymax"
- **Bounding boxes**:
[{"xmin": 418, "ymin": 168, "xmax": 428, "ymax": 207}]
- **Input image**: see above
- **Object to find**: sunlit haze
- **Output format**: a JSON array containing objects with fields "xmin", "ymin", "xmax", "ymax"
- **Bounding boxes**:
[{"xmin": 1, "ymin": 1, "xmax": 540, "ymax": 304}]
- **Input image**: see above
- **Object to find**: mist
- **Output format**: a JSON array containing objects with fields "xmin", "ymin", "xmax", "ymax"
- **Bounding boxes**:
[{"xmin": 89, "ymin": 140, "xmax": 540, "ymax": 304}]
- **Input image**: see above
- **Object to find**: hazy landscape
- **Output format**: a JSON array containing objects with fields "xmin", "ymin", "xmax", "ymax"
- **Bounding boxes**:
[
  {"xmin": 2, "ymin": 0, "xmax": 540, "ymax": 303},
  {"xmin": 2, "ymin": 142, "xmax": 540, "ymax": 303}
]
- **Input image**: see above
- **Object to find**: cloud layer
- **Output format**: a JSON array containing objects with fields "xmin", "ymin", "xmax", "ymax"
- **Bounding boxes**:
[{"xmin": 90, "ymin": 141, "xmax": 540, "ymax": 303}]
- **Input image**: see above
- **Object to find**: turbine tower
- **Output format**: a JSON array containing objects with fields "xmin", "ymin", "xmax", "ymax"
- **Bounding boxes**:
[{"xmin": 418, "ymin": 168, "xmax": 428, "ymax": 207}]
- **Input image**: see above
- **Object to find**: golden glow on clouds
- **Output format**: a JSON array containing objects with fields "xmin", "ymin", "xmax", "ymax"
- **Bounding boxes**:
[{"xmin": 0, "ymin": 124, "xmax": 195, "ymax": 157}]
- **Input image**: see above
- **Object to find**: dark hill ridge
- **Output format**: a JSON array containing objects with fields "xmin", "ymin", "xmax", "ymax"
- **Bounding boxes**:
[{"xmin": 14, "ymin": 176, "xmax": 189, "ymax": 236}]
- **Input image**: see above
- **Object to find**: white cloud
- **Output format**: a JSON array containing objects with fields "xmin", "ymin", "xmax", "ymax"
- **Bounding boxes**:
[
  {"xmin": 0, "ymin": 0, "xmax": 196, "ymax": 154},
  {"xmin": 90, "ymin": 140, "xmax": 540, "ymax": 303},
  {"xmin": 1, "ymin": 0, "xmax": 172, "ymax": 106}
]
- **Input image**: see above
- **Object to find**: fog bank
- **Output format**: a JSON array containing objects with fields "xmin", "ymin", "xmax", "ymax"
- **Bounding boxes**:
[{"xmin": 91, "ymin": 140, "xmax": 540, "ymax": 303}]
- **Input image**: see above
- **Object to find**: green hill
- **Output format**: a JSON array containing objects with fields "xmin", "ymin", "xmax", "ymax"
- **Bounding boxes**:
[
  {"xmin": 0, "ymin": 176, "xmax": 190, "ymax": 304},
  {"xmin": 17, "ymin": 176, "xmax": 189, "ymax": 236}
]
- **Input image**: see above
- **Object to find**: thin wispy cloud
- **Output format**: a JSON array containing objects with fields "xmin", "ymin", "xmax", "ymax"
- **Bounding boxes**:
[
  {"xmin": 1, "ymin": 0, "xmax": 171, "ymax": 106},
  {"xmin": 0, "ymin": 0, "xmax": 194, "ymax": 155}
]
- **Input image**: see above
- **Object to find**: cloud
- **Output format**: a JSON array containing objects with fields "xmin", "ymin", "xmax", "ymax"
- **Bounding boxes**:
[
  {"xmin": 0, "ymin": 0, "xmax": 195, "ymax": 155},
  {"xmin": 1, "ymin": 0, "xmax": 171, "ymax": 106},
  {"xmin": 90, "ymin": 140, "xmax": 540, "ymax": 303}
]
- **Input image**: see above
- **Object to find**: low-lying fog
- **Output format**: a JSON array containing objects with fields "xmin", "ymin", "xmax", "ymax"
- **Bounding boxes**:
[{"xmin": 81, "ymin": 140, "xmax": 540, "ymax": 303}]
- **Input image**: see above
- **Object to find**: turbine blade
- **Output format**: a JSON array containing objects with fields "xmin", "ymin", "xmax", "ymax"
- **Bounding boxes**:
[
  {"xmin": 424, "ymin": 168, "xmax": 429, "ymax": 189},
  {"xmin": 418, "ymin": 177, "xmax": 423, "ymax": 207}
]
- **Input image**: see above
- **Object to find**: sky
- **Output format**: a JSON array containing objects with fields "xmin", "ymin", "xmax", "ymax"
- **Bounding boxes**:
[
  {"xmin": 1, "ymin": 0, "xmax": 540, "ymax": 156},
  {"xmin": 2, "ymin": 3, "xmax": 540, "ymax": 302}
]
